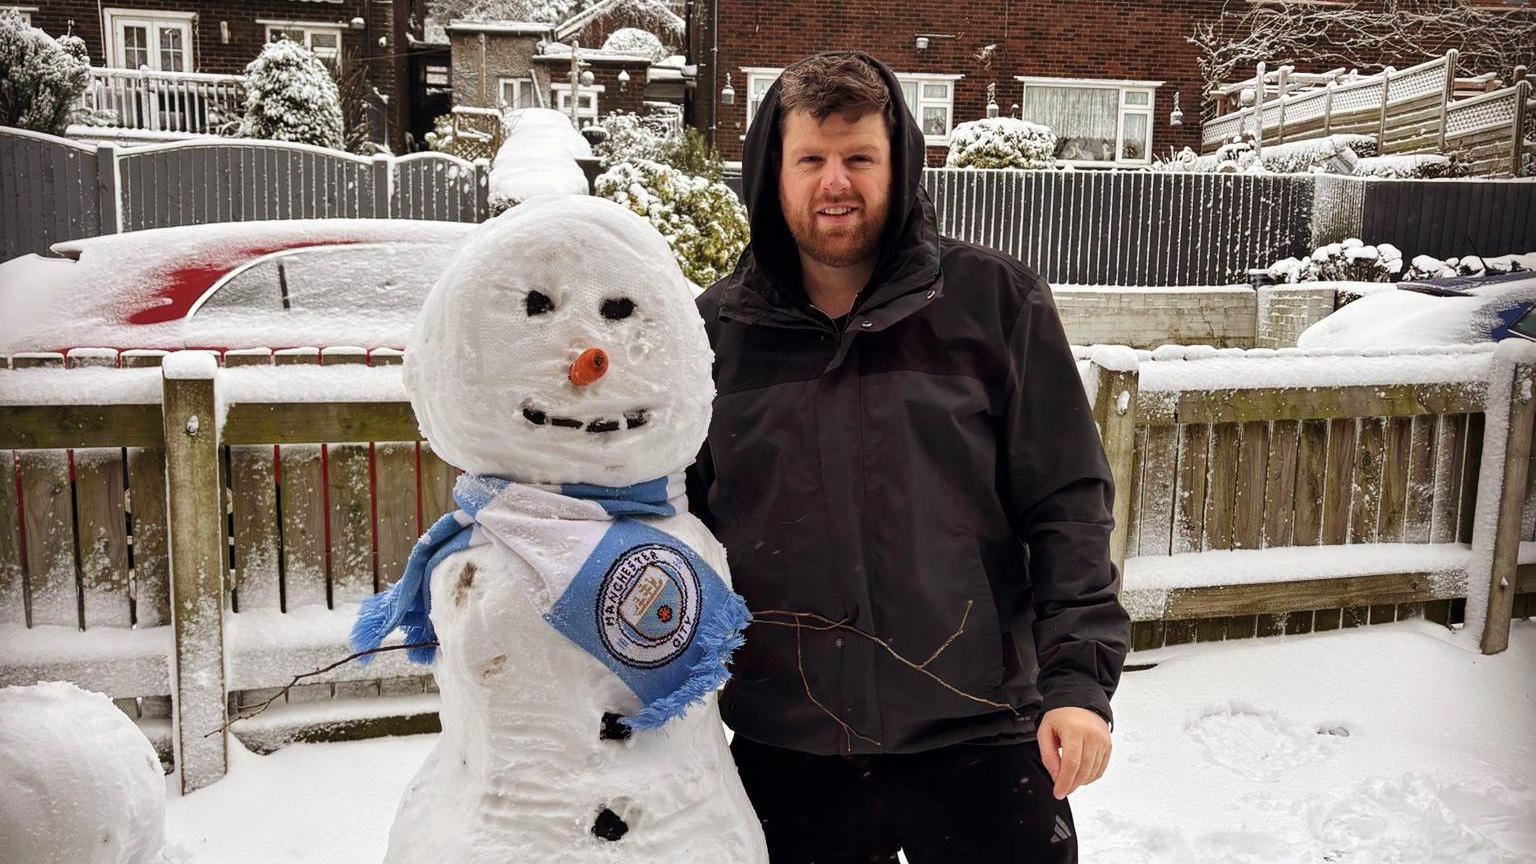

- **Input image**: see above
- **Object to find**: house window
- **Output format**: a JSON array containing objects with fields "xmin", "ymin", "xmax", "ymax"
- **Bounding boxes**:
[
  {"xmin": 552, "ymin": 85, "xmax": 602, "ymax": 127},
  {"xmin": 743, "ymin": 68, "xmax": 780, "ymax": 131},
  {"xmin": 499, "ymin": 78, "xmax": 536, "ymax": 110},
  {"xmin": 1017, "ymin": 77, "xmax": 1159, "ymax": 165},
  {"xmin": 740, "ymin": 68, "xmax": 958, "ymax": 143},
  {"xmin": 105, "ymin": 9, "xmax": 194, "ymax": 71},
  {"xmin": 896, "ymin": 74, "xmax": 958, "ymax": 143},
  {"xmin": 263, "ymin": 23, "xmax": 343, "ymax": 64},
  {"xmin": 4, "ymin": 7, "xmax": 35, "ymax": 25}
]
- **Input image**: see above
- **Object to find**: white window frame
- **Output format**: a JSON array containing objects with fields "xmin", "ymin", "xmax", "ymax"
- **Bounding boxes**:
[
  {"xmin": 103, "ymin": 8, "xmax": 195, "ymax": 71},
  {"xmin": 895, "ymin": 72, "xmax": 961, "ymax": 145},
  {"xmin": 551, "ymin": 83, "xmax": 603, "ymax": 127},
  {"xmin": 1016, "ymin": 76, "xmax": 1160, "ymax": 166},
  {"xmin": 5, "ymin": 7, "xmax": 37, "ymax": 25},
  {"xmin": 498, "ymin": 77, "xmax": 535, "ymax": 110},
  {"xmin": 741, "ymin": 68, "xmax": 960, "ymax": 145},
  {"xmin": 259, "ymin": 20, "xmax": 344, "ymax": 65},
  {"xmin": 742, "ymin": 67, "xmax": 781, "ymax": 132}
]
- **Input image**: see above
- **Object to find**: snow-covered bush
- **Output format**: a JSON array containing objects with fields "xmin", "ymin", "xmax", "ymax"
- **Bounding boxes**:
[
  {"xmin": 1403, "ymin": 254, "xmax": 1457, "ymax": 281},
  {"xmin": 1153, "ymin": 134, "xmax": 1373, "ymax": 175},
  {"xmin": 603, "ymin": 27, "xmax": 666, "ymax": 61},
  {"xmin": 593, "ymin": 111, "xmax": 671, "ymax": 167},
  {"xmin": 0, "ymin": 10, "xmax": 90, "ymax": 134},
  {"xmin": 241, "ymin": 39, "xmax": 344, "ymax": 149},
  {"xmin": 945, "ymin": 117, "xmax": 1056, "ymax": 169},
  {"xmin": 595, "ymin": 159, "xmax": 747, "ymax": 286},
  {"xmin": 1269, "ymin": 238, "xmax": 1403, "ymax": 283},
  {"xmin": 1352, "ymin": 154, "xmax": 1464, "ymax": 179}
]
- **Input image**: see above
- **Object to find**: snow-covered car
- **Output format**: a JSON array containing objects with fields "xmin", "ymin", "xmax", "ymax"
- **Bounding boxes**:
[
  {"xmin": 1296, "ymin": 270, "xmax": 1536, "ymax": 350},
  {"xmin": 0, "ymin": 219, "xmax": 476, "ymax": 354}
]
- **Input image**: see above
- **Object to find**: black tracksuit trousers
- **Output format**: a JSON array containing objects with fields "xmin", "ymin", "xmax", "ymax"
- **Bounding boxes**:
[{"xmin": 731, "ymin": 736, "xmax": 1078, "ymax": 864}]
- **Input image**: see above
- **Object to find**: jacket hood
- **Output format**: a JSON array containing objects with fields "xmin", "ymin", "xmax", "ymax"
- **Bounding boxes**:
[{"xmin": 732, "ymin": 52, "xmax": 941, "ymax": 316}]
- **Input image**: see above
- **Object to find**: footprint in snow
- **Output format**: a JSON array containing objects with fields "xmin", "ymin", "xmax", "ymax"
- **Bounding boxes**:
[{"xmin": 1185, "ymin": 704, "xmax": 1340, "ymax": 782}]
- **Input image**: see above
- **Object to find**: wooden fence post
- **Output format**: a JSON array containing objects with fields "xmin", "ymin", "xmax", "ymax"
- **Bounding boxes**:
[
  {"xmin": 1438, "ymin": 49, "xmax": 1458, "ymax": 152},
  {"xmin": 1091, "ymin": 352, "xmax": 1140, "ymax": 577},
  {"xmin": 372, "ymin": 152, "xmax": 392, "ymax": 219},
  {"xmin": 96, "ymin": 142, "xmax": 121, "ymax": 236},
  {"xmin": 1252, "ymin": 61, "xmax": 1266, "ymax": 155},
  {"xmin": 1471, "ymin": 342, "xmax": 1536, "ymax": 655},
  {"xmin": 474, "ymin": 158, "xmax": 491, "ymax": 220},
  {"xmin": 1513, "ymin": 80, "xmax": 1530, "ymax": 178},
  {"xmin": 1276, "ymin": 65, "xmax": 1290, "ymax": 142},
  {"xmin": 1377, "ymin": 66, "xmax": 1395, "ymax": 152},
  {"xmin": 1323, "ymin": 81, "xmax": 1335, "ymax": 137},
  {"xmin": 161, "ymin": 351, "xmax": 228, "ymax": 792}
]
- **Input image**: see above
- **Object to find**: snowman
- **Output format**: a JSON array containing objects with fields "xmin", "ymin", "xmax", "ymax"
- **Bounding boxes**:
[{"xmin": 351, "ymin": 195, "xmax": 768, "ymax": 863}]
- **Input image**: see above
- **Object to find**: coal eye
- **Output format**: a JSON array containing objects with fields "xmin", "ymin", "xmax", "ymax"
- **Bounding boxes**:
[
  {"xmin": 601, "ymin": 298, "xmax": 635, "ymax": 321},
  {"xmin": 526, "ymin": 290, "xmax": 554, "ymax": 316}
]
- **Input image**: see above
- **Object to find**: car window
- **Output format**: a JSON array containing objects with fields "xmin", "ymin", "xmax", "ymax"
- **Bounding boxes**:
[{"xmin": 192, "ymin": 243, "xmax": 450, "ymax": 318}]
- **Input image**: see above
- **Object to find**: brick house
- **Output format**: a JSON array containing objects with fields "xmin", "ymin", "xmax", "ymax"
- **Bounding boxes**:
[
  {"xmin": 686, "ymin": 0, "xmax": 1535, "ymax": 168},
  {"xmin": 688, "ymin": 0, "xmax": 1215, "ymax": 168},
  {"xmin": 18, "ymin": 0, "xmax": 429, "ymax": 151},
  {"xmin": 440, "ymin": 0, "xmax": 689, "ymax": 132}
]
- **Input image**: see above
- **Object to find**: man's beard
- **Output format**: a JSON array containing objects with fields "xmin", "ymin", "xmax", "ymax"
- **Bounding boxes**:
[{"xmin": 783, "ymin": 196, "xmax": 888, "ymax": 268}]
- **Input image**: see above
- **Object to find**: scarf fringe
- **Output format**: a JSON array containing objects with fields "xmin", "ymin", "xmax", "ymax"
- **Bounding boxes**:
[
  {"xmin": 349, "ymin": 587, "xmax": 441, "ymax": 666},
  {"xmin": 621, "ymin": 590, "xmax": 751, "ymax": 732}
]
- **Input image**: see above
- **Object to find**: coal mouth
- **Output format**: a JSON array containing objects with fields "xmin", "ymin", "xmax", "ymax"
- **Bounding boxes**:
[{"xmin": 522, "ymin": 404, "xmax": 648, "ymax": 434}]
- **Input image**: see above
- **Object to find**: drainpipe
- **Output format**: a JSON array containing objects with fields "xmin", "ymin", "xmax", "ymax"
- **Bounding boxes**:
[{"xmin": 710, "ymin": 0, "xmax": 719, "ymax": 148}]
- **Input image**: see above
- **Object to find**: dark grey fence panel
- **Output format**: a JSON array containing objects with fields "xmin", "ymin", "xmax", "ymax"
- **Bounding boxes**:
[
  {"xmin": 923, "ymin": 169, "xmax": 1313, "ymax": 285},
  {"xmin": 1360, "ymin": 179, "xmax": 1536, "ymax": 259},
  {"xmin": 0, "ymin": 129, "xmax": 102, "ymax": 263},
  {"xmin": 119, "ymin": 141, "xmax": 376, "ymax": 232},
  {"xmin": 393, "ymin": 153, "xmax": 485, "ymax": 222}
]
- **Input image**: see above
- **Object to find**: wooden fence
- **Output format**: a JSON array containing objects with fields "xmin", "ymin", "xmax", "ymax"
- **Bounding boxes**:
[
  {"xmin": 1202, "ymin": 53, "xmax": 1531, "ymax": 178},
  {"xmin": 3, "ymin": 343, "xmax": 1535, "ymax": 792}
]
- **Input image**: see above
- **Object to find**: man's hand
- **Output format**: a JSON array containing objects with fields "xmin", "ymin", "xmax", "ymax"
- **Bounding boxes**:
[{"xmin": 1037, "ymin": 707, "xmax": 1112, "ymax": 800}]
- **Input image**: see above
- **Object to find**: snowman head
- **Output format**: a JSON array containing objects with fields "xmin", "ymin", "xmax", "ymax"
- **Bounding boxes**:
[{"xmin": 404, "ymin": 196, "xmax": 714, "ymax": 487}]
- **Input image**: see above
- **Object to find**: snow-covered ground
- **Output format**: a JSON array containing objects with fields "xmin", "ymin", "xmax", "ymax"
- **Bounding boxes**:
[{"xmin": 161, "ymin": 619, "xmax": 1535, "ymax": 863}]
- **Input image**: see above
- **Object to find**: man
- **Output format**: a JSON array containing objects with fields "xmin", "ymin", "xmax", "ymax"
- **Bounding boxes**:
[{"xmin": 686, "ymin": 52, "xmax": 1128, "ymax": 863}]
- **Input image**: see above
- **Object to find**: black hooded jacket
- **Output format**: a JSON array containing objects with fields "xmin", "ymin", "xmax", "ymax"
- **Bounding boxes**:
[{"xmin": 686, "ymin": 53, "xmax": 1129, "ymax": 755}]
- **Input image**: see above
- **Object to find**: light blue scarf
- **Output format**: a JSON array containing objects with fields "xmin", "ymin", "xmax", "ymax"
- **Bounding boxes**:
[{"xmin": 351, "ymin": 473, "xmax": 749, "ymax": 732}]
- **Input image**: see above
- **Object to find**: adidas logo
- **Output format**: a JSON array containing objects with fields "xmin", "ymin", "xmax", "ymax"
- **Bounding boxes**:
[{"xmin": 1049, "ymin": 815, "xmax": 1073, "ymax": 845}]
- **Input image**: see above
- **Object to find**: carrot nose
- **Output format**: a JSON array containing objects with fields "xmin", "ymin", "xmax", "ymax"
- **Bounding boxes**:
[{"xmin": 569, "ymin": 347, "xmax": 608, "ymax": 387}]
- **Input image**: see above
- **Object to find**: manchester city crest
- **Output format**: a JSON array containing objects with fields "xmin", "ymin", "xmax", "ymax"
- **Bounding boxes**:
[{"xmin": 597, "ymin": 543, "xmax": 702, "ymax": 668}]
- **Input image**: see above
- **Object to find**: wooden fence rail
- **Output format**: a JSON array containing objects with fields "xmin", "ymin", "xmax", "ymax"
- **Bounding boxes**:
[{"xmin": 3, "ymin": 343, "xmax": 1536, "ymax": 792}]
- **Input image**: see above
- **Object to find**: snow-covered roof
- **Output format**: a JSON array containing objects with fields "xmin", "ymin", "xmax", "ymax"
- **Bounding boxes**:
[
  {"xmin": 536, "ymin": 43, "xmax": 653, "ymax": 64},
  {"xmin": 553, "ymin": 0, "xmax": 685, "ymax": 41},
  {"xmin": 445, "ymin": 20, "xmax": 555, "ymax": 36}
]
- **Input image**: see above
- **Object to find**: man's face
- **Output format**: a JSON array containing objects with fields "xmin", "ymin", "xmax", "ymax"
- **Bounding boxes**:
[{"xmin": 777, "ymin": 108, "xmax": 892, "ymax": 269}]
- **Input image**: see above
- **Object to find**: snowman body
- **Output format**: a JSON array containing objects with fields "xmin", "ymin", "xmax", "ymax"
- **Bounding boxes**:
[{"xmin": 376, "ymin": 196, "xmax": 767, "ymax": 863}]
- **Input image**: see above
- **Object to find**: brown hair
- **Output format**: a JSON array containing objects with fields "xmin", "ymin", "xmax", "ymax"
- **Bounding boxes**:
[{"xmin": 775, "ymin": 53, "xmax": 896, "ymax": 135}]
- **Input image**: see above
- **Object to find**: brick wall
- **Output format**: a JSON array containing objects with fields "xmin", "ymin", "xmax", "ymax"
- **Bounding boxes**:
[
  {"xmin": 1054, "ymin": 286, "xmax": 1258, "ymax": 349},
  {"xmin": 692, "ymin": 0, "xmax": 1217, "ymax": 165},
  {"xmin": 1256, "ymin": 285, "xmax": 1339, "ymax": 349}
]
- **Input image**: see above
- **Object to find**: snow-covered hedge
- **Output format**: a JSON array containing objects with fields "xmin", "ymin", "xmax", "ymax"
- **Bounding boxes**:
[
  {"xmin": 944, "ymin": 118, "xmax": 1056, "ymax": 170},
  {"xmin": 602, "ymin": 27, "xmax": 666, "ymax": 61},
  {"xmin": 241, "ymin": 39, "xmax": 344, "ymax": 149},
  {"xmin": 1271, "ymin": 240, "xmax": 1534, "ymax": 284},
  {"xmin": 595, "ymin": 159, "xmax": 747, "ymax": 286},
  {"xmin": 593, "ymin": 111, "xmax": 672, "ymax": 168},
  {"xmin": 1352, "ymin": 154, "xmax": 1460, "ymax": 179},
  {"xmin": 1153, "ymin": 134, "xmax": 1376, "ymax": 175},
  {"xmin": 1270, "ymin": 239, "xmax": 1404, "ymax": 284},
  {"xmin": 0, "ymin": 10, "xmax": 90, "ymax": 134}
]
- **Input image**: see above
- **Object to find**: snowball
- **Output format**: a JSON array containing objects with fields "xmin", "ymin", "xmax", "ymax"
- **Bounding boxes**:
[{"xmin": 0, "ymin": 682, "xmax": 165, "ymax": 864}]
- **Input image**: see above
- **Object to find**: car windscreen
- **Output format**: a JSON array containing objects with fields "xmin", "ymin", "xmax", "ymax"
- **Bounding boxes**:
[{"xmin": 190, "ymin": 242, "xmax": 450, "ymax": 319}]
